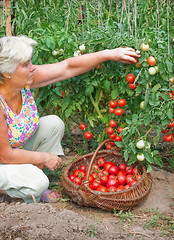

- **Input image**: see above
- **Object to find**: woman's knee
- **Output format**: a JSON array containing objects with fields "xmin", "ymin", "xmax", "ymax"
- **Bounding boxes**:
[
  {"xmin": 40, "ymin": 115, "xmax": 65, "ymax": 136},
  {"xmin": 31, "ymin": 172, "xmax": 49, "ymax": 197}
]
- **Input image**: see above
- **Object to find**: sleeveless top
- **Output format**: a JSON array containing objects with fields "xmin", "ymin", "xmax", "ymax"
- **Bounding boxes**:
[{"xmin": 0, "ymin": 86, "xmax": 39, "ymax": 148}]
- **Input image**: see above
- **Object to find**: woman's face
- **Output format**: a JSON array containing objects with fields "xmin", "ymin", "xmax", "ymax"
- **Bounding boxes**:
[{"xmin": 9, "ymin": 59, "xmax": 35, "ymax": 88}]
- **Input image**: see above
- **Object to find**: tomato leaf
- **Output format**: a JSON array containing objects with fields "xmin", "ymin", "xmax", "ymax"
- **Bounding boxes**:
[
  {"xmin": 145, "ymin": 152, "xmax": 153, "ymax": 164},
  {"xmin": 85, "ymin": 85, "xmax": 94, "ymax": 96},
  {"xmin": 151, "ymin": 83, "xmax": 161, "ymax": 92},
  {"xmin": 165, "ymin": 59, "xmax": 173, "ymax": 72},
  {"xmin": 166, "ymin": 108, "xmax": 173, "ymax": 119},
  {"xmin": 146, "ymin": 164, "xmax": 153, "ymax": 173},
  {"xmin": 123, "ymin": 150, "xmax": 129, "ymax": 161},
  {"xmin": 154, "ymin": 155, "xmax": 163, "ymax": 167}
]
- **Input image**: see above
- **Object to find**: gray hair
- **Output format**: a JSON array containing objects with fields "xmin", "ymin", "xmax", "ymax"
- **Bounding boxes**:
[{"xmin": 0, "ymin": 35, "xmax": 37, "ymax": 84}]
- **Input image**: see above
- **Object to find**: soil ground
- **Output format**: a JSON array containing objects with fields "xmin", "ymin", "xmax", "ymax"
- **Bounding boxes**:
[{"xmin": 0, "ymin": 133, "xmax": 174, "ymax": 240}]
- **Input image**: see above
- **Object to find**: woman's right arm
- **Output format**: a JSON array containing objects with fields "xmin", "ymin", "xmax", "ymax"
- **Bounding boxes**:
[{"xmin": 0, "ymin": 106, "xmax": 61, "ymax": 171}]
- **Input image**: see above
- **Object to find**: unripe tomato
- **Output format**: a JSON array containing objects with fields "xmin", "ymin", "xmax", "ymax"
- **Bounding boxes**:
[
  {"xmin": 140, "ymin": 43, "xmax": 149, "ymax": 51},
  {"xmin": 79, "ymin": 44, "xmax": 85, "ymax": 52},
  {"xmin": 109, "ymin": 120, "xmax": 117, "ymax": 128},
  {"xmin": 128, "ymin": 83, "xmax": 138, "ymax": 89},
  {"xmin": 84, "ymin": 132, "xmax": 93, "ymax": 139},
  {"xmin": 154, "ymin": 66, "xmax": 159, "ymax": 73},
  {"xmin": 109, "ymin": 100, "xmax": 117, "ymax": 108},
  {"xmin": 79, "ymin": 123, "xmax": 87, "ymax": 130},
  {"xmin": 136, "ymin": 140, "xmax": 145, "ymax": 149},
  {"xmin": 147, "ymin": 56, "xmax": 156, "ymax": 66},
  {"xmin": 140, "ymin": 101, "xmax": 145, "ymax": 110},
  {"xmin": 114, "ymin": 108, "xmax": 124, "ymax": 116},
  {"xmin": 126, "ymin": 74, "xmax": 135, "ymax": 83},
  {"xmin": 137, "ymin": 153, "xmax": 145, "ymax": 161},
  {"xmin": 118, "ymin": 99, "xmax": 126, "ymax": 107},
  {"xmin": 148, "ymin": 67, "xmax": 156, "ymax": 75}
]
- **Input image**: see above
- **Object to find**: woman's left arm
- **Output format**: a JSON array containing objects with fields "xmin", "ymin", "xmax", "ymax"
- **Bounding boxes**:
[{"xmin": 31, "ymin": 47, "xmax": 140, "ymax": 89}]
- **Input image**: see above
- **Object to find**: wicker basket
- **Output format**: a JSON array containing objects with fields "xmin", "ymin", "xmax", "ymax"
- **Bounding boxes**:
[{"xmin": 62, "ymin": 139, "xmax": 152, "ymax": 211}]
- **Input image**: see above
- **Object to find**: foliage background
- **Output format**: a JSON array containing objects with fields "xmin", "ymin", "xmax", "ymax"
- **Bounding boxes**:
[{"xmin": 0, "ymin": 0, "xmax": 174, "ymax": 170}]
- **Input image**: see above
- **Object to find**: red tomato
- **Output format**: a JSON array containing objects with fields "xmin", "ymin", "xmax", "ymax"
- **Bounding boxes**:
[
  {"xmin": 84, "ymin": 132, "xmax": 93, "ymax": 139},
  {"xmin": 79, "ymin": 165, "xmax": 87, "ymax": 172},
  {"xmin": 90, "ymin": 172, "xmax": 98, "ymax": 180},
  {"xmin": 107, "ymin": 186, "xmax": 117, "ymax": 192},
  {"xmin": 128, "ymin": 83, "xmax": 138, "ymax": 89},
  {"xmin": 118, "ymin": 99, "xmax": 126, "ymax": 107},
  {"xmin": 117, "ymin": 170, "xmax": 127, "ymax": 177},
  {"xmin": 97, "ymin": 158, "xmax": 105, "ymax": 167},
  {"xmin": 78, "ymin": 170, "xmax": 86, "ymax": 179},
  {"xmin": 73, "ymin": 176, "xmax": 82, "ymax": 185},
  {"xmin": 92, "ymin": 164, "xmax": 100, "ymax": 172},
  {"xmin": 107, "ymin": 127, "xmax": 114, "ymax": 135},
  {"xmin": 100, "ymin": 175, "xmax": 109, "ymax": 185},
  {"xmin": 108, "ymin": 175, "xmax": 117, "ymax": 179},
  {"xmin": 129, "ymin": 180, "xmax": 137, "ymax": 187},
  {"xmin": 117, "ymin": 174, "xmax": 126, "ymax": 185},
  {"xmin": 109, "ymin": 107, "xmax": 115, "ymax": 113},
  {"xmin": 164, "ymin": 134, "xmax": 173, "ymax": 142},
  {"xmin": 115, "ymin": 136, "xmax": 122, "ymax": 142},
  {"xmin": 109, "ymin": 133, "xmax": 116, "ymax": 139},
  {"xmin": 119, "ymin": 163, "xmax": 127, "ymax": 171},
  {"xmin": 125, "ymin": 166, "xmax": 133, "ymax": 175},
  {"xmin": 106, "ymin": 178, "xmax": 118, "ymax": 188},
  {"xmin": 116, "ymin": 185, "xmax": 124, "ymax": 192},
  {"xmin": 109, "ymin": 100, "xmax": 117, "ymax": 108},
  {"xmin": 73, "ymin": 169, "xmax": 81, "ymax": 177},
  {"xmin": 168, "ymin": 119, "xmax": 174, "ymax": 128},
  {"xmin": 132, "ymin": 167, "xmax": 141, "ymax": 175},
  {"xmin": 59, "ymin": 90, "xmax": 64, "ymax": 98},
  {"xmin": 91, "ymin": 181, "xmax": 101, "ymax": 190},
  {"xmin": 161, "ymin": 127, "xmax": 169, "ymax": 134},
  {"xmin": 103, "ymin": 162, "xmax": 116, "ymax": 171},
  {"xmin": 68, "ymin": 175, "xmax": 75, "ymax": 181},
  {"xmin": 124, "ymin": 184, "xmax": 130, "ymax": 190},
  {"xmin": 89, "ymin": 175, "xmax": 94, "ymax": 184},
  {"xmin": 108, "ymin": 165, "xmax": 118, "ymax": 175},
  {"xmin": 126, "ymin": 74, "xmax": 135, "ymax": 83},
  {"xmin": 147, "ymin": 56, "xmax": 156, "ymax": 66},
  {"xmin": 114, "ymin": 108, "xmax": 124, "ymax": 116},
  {"xmin": 79, "ymin": 123, "xmax": 87, "ymax": 130},
  {"xmin": 125, "ymin": 174, "xmax": 134, "ymax": 184},
  {"xmin": 106, "ymin": 142, "xmax": 113, "ymax": 149},
  {"xmin": 135, "ymin": 174, "xmax": 142, "ymax": 181},
  {"xmin": 96, "ymin": 185, "xmax": 108, "ymax": 192},
  {"xmin": 102, "ymin": 170, "xmax": 109, "ymax": 176},
  {"xmin": 117, "ymin": 127, "xmax": 124, "ymax": 134},
  {"xmin": 109, "ymin": 120, "xmax": 117, "ymax": 128}
]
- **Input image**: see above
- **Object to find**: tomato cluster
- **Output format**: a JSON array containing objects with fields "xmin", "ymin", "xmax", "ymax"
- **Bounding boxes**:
[
  {"xmin": 68, "ymin": 158, "xmax": 142, "ymax": 192},
  {"xmin": 107, "ymin": 99, "xmax": 126, "ymax": 149},
  {"xmin": 79, "ymin": 123, "xmax": 93, "ymax": 140},
  {"xmin": 126, "ymin": 73, "xmax": 138, "ymax": 90},
  {"xmin": 161, "ymin": 118, "xmax": 174, "ymax": 142}
]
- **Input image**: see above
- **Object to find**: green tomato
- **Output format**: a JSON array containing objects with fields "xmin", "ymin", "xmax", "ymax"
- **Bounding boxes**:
[
  {"xmin": 137, "ymin": 153, "xmax": 145, "ymax": 161},
  {"xmin": 136, "ymin": 140, "xmax": 145, "ymax": 149},
  {"xmin": 140, "ymin": 101, "xmax": 145, "ymax": 110},
  {"xmin": 154, "ymin": 66, "xmax": 159, "ymax": 73},
  {"xmin": 148, "ymin": 67, "xmax": 156, "ymax": 75}
]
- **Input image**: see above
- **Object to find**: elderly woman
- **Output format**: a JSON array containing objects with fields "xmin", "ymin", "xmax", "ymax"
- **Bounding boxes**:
[{"xmin": 0, "ymin": 36, "xmax": 140, "ymax": 203}]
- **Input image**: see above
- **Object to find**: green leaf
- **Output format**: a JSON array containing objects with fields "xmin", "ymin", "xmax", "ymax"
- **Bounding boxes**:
[
  {"xmin": 104, "ymin": 80, "xmax": 110, "ymax": 90},
  {"xmin": 151, "ymin": 83, "xmax": 161, "ymax": 92},
  {"xmin": 111, "ymin": 88, "xmax": 119, "ymax": 99},
  {"xmin": 58, "ymin": 0, "xmax": 64, "ymax": 9},
  {"xmin": 166, "ymin": 59, "xmax": 173, "ymax": 72},
  {"xmin": 85, "ymin": 85, "xmax": 94, "ymax": 96},
  {"xmin": 145, "ymin": 152, "xmax": 153, "ymax": 164},
  {"xmin": 124, "ymin": 150, "xmax": 129, "ymax": 161},
  {"xmin": 166, "ymin": 108, "xmax": 173, "ymax": 119},
  {"xmin": 154, "ymin": 155, "xmax": 163, "ymax": 167},
  {"xmin": 115, "ymin": 142, "xmax": 124, "ymax": 148},
  {"xmin": 146, "ymin": 164, "xmax": 153, "ymax": 173}
]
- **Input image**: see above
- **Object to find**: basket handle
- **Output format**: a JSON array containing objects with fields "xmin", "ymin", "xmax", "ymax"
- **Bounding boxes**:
[{"xmin": 86, "ymin": 139, "xmax": 121, "ymax": 181}]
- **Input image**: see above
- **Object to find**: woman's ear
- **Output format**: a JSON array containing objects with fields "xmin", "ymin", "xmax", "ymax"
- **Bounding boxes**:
[{"xmin": 1, "ymin": 72, "xmax": 11, "ymax": 79}]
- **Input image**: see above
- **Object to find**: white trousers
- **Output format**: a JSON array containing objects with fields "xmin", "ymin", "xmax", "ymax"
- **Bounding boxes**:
[{"xmin": 0, "ymin": 115, "xmax": 65, "ymax": 203}]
